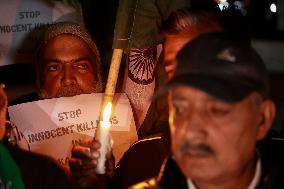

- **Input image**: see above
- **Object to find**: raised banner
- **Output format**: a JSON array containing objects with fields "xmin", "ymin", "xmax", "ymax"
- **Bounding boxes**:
[{"xmin": 8, "ymin": 93, "xmax": 137, "ymax": 170}]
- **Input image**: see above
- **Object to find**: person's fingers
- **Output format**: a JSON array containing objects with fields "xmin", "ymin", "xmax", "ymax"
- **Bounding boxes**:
[
  {"xmin": 69, "ymin": 157, "xmax": 98, "ymax": 168},
  {"xmin": 69, "ymin": 157, "xmax": 83, "ymax": 171},
  {"xmin": 72, "ymin": 145, "xmax": 100, "ymax": 160},
  {"xmin": 69, "ymin": 157, "xmax": 98, "ymax": 173},
  {"xmin": 75, "ymin": 139, "xmax": 100, "ymax": 150}
]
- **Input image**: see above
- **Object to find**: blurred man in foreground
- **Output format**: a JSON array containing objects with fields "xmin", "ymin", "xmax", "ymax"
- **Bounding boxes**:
[{"xmin": 130, "ymin": 33, "xmax": 283, "ymax": 188}]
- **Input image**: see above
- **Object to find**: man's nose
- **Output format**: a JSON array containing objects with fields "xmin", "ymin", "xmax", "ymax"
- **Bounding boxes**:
[
  {"xmin": 183, "ymin": 110, "xmax": 207, "ymax": 141},
  {"xmin": 61, "ymin": 64, "xmax": 76, "ymax": 85}
]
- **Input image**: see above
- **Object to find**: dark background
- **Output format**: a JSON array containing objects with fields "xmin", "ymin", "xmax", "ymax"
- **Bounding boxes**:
[{"xmin": 1, "ymin": 0, "xmax": 284, "ymax": 130}]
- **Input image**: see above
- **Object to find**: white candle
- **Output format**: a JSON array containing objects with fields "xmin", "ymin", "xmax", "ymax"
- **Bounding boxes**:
[{"xmin": 95, "ymin": 102, "xmax": 112, "ymax": 174}]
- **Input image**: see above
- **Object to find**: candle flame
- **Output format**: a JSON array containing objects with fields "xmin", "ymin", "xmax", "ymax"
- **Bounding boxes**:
[{"xmin": 103, "ymin": 102, "xmax": 112, "ymax": 121}]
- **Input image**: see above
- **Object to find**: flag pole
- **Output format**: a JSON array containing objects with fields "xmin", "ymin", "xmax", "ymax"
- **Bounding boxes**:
[
  {"xmin": 100, "ymin": 48, "xmax": 123, "ymax": 115},
  {"xmin": 95, "ymin": 48, "xmax": 123, "ymax": 174}
]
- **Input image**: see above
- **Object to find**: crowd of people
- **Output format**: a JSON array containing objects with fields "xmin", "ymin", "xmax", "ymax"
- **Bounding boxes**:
[{"xmin": 0, "ymin": 0, "xmax": 283, "ymax": 189}]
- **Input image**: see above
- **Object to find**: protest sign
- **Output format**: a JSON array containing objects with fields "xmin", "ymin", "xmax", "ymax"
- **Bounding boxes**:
[
  {"xmin": 8, "ymin": 93, "xmax": 138, "ymax": 170},
  {"xmin": 0, "ymin": 0, "xmax": 82, "ymax": 65}
]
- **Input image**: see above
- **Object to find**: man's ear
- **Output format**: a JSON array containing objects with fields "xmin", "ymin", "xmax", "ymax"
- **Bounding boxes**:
[{"xmin": 256, "ymin": 100, "xmax": 276, "ymax": 140}]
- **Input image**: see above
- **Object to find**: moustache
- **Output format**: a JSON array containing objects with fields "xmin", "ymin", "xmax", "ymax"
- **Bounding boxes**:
[
  {"xmin": 180, "ymin": 142, "xmax": 215, "ymax": 157},
  {"xmin": 57, "ymin": 85, "xmax": 85, "ymax": 97}
]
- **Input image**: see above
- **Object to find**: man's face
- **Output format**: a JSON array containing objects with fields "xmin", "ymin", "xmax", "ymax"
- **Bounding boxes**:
[
  {"xmin": 40, "ymin": 34, "xmax": 97, "ymax": 98},
  {"xmin": 163, "ymin": 21, "xmax": 222, "ymax": 79},
  {"xmin": 164, "ymin": 35, "xmax": 191, "ymax": 79},
  {"xmin": 169, "ymin": 86, "xmax": 266, "ymax": 185}
]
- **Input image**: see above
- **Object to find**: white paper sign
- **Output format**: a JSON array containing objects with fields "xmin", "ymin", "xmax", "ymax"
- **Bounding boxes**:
[
  {"xmin": 0, "ymin": 0, "xmax": 82, "ymax": 65},
  {"xmin": 8, "ymin": 93, "xmax": 138, "ymax": 170}
]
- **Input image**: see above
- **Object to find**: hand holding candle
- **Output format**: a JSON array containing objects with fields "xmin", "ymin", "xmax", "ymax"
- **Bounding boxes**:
[{"xmin": 95, "ymin": 102, "xmax": 112, "ymax": 174}]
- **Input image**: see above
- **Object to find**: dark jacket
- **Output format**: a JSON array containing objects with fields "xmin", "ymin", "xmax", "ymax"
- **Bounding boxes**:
[
  {"xmin": 7, "ymin": 144, "xmax": 72, "ymax": 189},
  {"xmin": 129, "ymin": 137, "xmax": 284, "ymax": 189},
  {"xmin": 112, "ymin": 131, "xmax": 170, "ymax": 189},
  {"xmin": 137, "ymin": 93, "xmax": 169, "ymax": 140}
]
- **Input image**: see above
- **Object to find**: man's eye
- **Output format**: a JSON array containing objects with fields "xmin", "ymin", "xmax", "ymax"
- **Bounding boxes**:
[
  {"xmin": 210, "ymin": 104, "xmax": 231, "ymax": 116},
  {"xmin": 76, "ymin": 63, "xmax": 89, "ymax": 69},
  {"xmin": 47, "ymin": 64, "xmax": 59, "ymax": 72},
  {"xmin": 174, "ymin": 105, "xmax": 186, "ymax": 115}
]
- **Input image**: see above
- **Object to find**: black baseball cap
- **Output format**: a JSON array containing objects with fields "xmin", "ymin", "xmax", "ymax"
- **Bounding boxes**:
[{"xmin": 156, "ymin": 32, "xmax": 269, "ymax": 102}]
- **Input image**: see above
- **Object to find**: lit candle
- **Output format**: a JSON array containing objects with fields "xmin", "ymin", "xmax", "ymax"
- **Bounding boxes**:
[{"xmin": 95, "ymin": 102, "xmax": 112, "ymax": 174}]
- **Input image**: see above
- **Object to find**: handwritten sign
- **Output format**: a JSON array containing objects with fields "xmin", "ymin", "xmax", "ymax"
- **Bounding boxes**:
[
  {"xmin": 8, "ymin": 93, "xmax": 138, "ymax": 170},
  {"xmin": 0, "ymin": 0, "xmax": 82, "ymax": 65}
]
